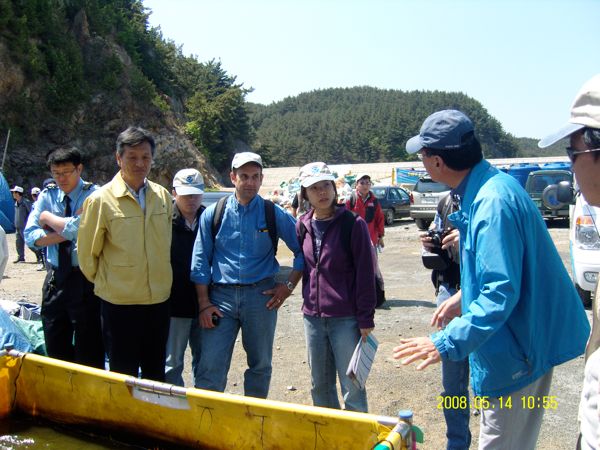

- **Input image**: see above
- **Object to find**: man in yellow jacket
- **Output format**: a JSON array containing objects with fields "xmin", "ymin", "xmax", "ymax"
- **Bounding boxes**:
[{"xmin": 78, "ymin": 126, "xmax": 173, "ymax": 381}]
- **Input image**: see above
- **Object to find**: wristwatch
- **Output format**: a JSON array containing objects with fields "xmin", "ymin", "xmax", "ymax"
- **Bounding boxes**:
[{"xmin": 285, "ymin": 280, "xmax": 296, "ymax": 292}]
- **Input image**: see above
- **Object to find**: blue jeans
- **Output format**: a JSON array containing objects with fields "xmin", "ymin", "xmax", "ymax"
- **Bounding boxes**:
[
  {"xmin": 438, "ymin": 283, "xmax": 471, "ymax": 450},
  {"xmin": 303, "ymin": 315, "xmax": 368, "ymax": 412},
  {"xmin": 165, "ymin": 317, "xmax": 202, "ymax": 387},
  {"xmin": 196, "ymin": 278, "xmax": 277, "ymax": 398}
]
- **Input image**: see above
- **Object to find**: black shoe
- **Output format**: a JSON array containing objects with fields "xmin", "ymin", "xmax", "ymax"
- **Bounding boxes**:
[{"xmin": 13, "ymin": 259, "xmax": 25, "ymax": 264}]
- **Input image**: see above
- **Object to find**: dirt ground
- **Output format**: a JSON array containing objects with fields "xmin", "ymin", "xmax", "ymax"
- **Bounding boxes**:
[{"xmin": 1, "ymin": 220, "xmax": 588, "ymax": 449}]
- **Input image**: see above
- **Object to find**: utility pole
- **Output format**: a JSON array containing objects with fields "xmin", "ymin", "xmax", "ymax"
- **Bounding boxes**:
[{"xmin": 1, "ymin": 129, "xmax": 10, "ymax": 173}]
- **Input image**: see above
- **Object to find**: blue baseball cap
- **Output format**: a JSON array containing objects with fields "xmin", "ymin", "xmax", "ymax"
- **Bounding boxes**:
[{"xmin": 406, "ymin": 110, "xmax": 475, "ymax": 154}]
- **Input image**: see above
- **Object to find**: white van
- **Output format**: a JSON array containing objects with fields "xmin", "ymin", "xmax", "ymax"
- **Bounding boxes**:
[{"xmin": 570, "ymin": 193, "xmax": 600, "ymax": 307}]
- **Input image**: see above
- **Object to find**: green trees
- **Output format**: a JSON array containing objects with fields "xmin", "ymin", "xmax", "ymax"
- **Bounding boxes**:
[
  {"xmin": 249, "ymin": 87, "xmax": 522, "ymax": 166},
  {"xmin": 184, "ymin": 60, "xmax": 251, "ymax": 171},
  {"xmin": 0, "ymin": 0, "xmax": 252, "ymax": 174}
]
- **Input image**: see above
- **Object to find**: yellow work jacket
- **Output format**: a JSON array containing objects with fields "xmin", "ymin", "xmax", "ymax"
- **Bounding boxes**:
[{"xmin": 78, "ymin": 172, "xmax": 173, "ymax": 305}]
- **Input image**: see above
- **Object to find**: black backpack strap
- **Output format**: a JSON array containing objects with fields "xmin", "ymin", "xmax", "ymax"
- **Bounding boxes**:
[
  {"xmin": 298, "ymin": 220, "xmax": 308, "ymax": 249},
  {"xmin": 349, "ymin": 192, "xmax": 357, "ymax": 209},
  {"xmin": 263, "ymin": 199, "xmax": 278, "ymax": 256},
  {"xmin": 211, "ymin": 195, "xmax": 229, "ymax": 241},
  {"xmin": 340, "ymin": 210, "xmax": 358, "ymax": 258}
]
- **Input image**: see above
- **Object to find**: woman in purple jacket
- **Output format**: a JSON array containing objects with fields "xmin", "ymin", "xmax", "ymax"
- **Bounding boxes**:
[{"xmin": 296, "ymin": 162, "xmax": 376, "ymax": 412}]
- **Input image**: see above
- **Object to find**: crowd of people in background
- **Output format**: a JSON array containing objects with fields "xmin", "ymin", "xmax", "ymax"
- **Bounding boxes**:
[{"xmin": 2, "ymin": 73, "xmax": 599, "ymax": 450}]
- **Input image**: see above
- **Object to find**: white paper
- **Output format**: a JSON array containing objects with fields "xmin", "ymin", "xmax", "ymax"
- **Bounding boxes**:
[{"xmin": 346, "ymin": 334, "xmax": 379, "ymax": 390}]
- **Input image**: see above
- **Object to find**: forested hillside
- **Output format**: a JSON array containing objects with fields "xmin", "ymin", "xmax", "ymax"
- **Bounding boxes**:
[
  {"xmin": 248, "ymin": 87, "xmax": 524, "ymax": 167},
  {"xmin": 0, "ymin": 0, "xmax": 250, "ymax": 186}
]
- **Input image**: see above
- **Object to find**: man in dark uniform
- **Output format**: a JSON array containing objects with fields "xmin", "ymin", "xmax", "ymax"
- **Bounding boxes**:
[
  {"xmin": 10, "ymin": 185, "xmax": 31, "ymax": 263},
  {"xmin": 24, "ymin": 147, "xmax": 104, "ymax": 368}
]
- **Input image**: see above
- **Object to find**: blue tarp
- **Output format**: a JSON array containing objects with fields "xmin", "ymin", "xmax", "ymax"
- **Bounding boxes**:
[{"xmin": 0, "ymin": 172, "xmax": 14, "ymax": 233}]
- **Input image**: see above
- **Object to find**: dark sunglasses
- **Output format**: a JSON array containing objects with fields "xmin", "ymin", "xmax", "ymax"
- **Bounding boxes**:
[{"xmin": 566, "ymin": 147, "xmax": 600, "ymax": 163}]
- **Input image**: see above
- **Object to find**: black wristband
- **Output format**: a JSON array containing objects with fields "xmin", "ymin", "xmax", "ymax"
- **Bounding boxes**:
[{"xmin": 199, "ymin": 304, "xmax": 214, "ymax": 314}]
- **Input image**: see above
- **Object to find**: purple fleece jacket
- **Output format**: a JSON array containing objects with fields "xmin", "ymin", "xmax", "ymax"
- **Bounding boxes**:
[{"xmin": 297, "ymin": 207, "xmax": 376, "ymax": 329}]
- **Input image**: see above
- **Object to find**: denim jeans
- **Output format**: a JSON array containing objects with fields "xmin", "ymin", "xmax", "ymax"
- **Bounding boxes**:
[
  {"xmin": 196, "ymin": 278, "xmax": 277, "ymax": 398},
  {"xmin": 438, "ymin": 283, "xmax": 471, "ymax": 450},
  {"xmin": 165, "ymin": 317, "xmax": 202, "ymax": 387},
  {"xmin": 303, "ymin": 315, "xmax": 368, "ymax": 412}
]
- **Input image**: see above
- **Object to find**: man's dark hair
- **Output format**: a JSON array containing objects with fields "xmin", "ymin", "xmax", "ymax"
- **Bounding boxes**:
[
  {"xmin": 46, "ymin": 147, "xmax": 82, "ymax": 168},
  {"xmin": 424, "ymin": 131, "xmax": 483, "ymax": 171},
  {"xmin": 583, "ymin": 127, "xmax": 600, "ymax": 161},
  {"xmin": 116, "ymin": 126, "xmax": 155, "ymax": 157}
]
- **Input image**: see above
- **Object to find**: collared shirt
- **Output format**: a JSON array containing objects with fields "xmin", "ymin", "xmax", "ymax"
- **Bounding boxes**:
[
  {"xmin": 124, "ymin": 179, "xmax": 148, "ymax": 212},
  {"xmin": 24, "ymin": 178, "xmax": 97, "ymax": 267},
  {"xmin": 190, "ymin": 194, "xmax": 304, "ymax": 285}
]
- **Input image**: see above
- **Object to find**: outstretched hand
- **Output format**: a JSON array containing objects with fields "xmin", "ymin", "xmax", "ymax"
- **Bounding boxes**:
[{"xmin": 392, "ymin": 337, "xmax": 441, "ymax": 370}]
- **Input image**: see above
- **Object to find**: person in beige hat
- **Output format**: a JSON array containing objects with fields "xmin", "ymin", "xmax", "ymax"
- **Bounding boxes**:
[
  {"xmin": 165, "ymin": 168, "xmax": 205, "ymax": 386},
  {"xmin": 539, "ymin": 73, "xmax": 600, "ymax": 450}
]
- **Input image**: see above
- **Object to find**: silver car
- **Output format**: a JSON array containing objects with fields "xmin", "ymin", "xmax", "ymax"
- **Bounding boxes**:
[{"xmin": 409, "ymin": 177, "xmax": 451, "ymax": 230}]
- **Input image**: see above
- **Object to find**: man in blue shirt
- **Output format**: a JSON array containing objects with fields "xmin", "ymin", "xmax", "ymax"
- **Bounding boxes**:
[
  {"xmin": 191, "ymin": 152, "xmax": 304, "ymax": 398},
  {"xmin": 24, "ymin": 147, "xmax": 104, "ymax": 368},
  {"xmin": 393, "ymin": 110, "xmax": 589, "ymax": 450}
]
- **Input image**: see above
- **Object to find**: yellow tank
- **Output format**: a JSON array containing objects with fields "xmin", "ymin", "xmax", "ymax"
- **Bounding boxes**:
[{"xmin": 0, "ymin": 350, "xmax": 419, "ymax": 449}]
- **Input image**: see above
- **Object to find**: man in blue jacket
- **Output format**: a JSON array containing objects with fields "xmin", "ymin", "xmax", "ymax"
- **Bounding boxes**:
[{"xmin": 393, "ymin": 110, "xmax": 589, "ymax": 450}]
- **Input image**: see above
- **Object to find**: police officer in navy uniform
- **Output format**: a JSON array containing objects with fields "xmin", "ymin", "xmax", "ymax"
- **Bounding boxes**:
[{"xmin": 25, "ymin": 147, "xmax": 104, "ymax": 368}]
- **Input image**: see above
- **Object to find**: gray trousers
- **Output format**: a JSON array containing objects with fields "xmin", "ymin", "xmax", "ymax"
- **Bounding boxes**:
[{"xmin": 478, "ymin": 369, "xmax": 553, "ymax": 450}]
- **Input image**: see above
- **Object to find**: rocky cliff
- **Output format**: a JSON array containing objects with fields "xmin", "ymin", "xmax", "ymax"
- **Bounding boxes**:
[{"xmin": 0, "ymin": 8, "xmax": 221, "ymax": 192}]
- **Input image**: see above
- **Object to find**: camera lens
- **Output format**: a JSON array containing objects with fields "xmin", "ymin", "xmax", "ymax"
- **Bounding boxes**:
[{"xmin": 211, "ymin": 313, "xmax": 220, "ymax": 327}]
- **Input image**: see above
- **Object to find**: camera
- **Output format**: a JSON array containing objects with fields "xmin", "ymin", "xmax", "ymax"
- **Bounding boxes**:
[
  {"xmin": 422, "ymin": 229, "xmax": 450, "ymax": 270},
  {"xmin": 211, "ymin": 313, "xmax": 220, "ymax": 327},
  {"xmin": 427, "ymin": 229, "xmax": 445, "ymax": 248}
]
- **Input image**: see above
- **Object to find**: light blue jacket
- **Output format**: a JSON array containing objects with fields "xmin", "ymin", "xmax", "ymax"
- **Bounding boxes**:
[{"xmin": 431, "ymin": 160, "xmax": 589, "ymax": 397}]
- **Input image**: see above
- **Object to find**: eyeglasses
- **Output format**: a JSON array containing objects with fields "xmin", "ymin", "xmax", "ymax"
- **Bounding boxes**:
[
  {"xmin": 416, "ymin": 151, "xmax": 431, "ymax": 161},
  {"xmin": 566, "ymin": 147, "xmax": 600, "ymax": 163},
  {"xmin": 50, "ymin": 167, "xmax": 78, "ymax": 179}
]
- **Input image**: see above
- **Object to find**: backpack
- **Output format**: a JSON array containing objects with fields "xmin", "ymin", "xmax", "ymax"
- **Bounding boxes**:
[
  {"xmin": 298, "ymin": 210, "xmax": 386, "ymax": 308},
  {"xmin": 212, "ymin": 195, "xmax": 278, "ymax": 255},
  {"xmin": 349, "ymin": 192, "xmax": 379, "ymax": 223}
]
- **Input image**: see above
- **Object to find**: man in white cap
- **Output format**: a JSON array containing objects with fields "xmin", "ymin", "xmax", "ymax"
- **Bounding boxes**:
[
  {"xmin": 539, "ymin": 73, "xmax": 600, "ymax": 450},
  {"xmin": 164, "ymin": 168, "xmax": 206, "ymax": 386},
  {"xmin": 10, "ymin": 185, "xmax": 31, "ymax": 263},
  {"xmin": 394, "ymin": 109, "xmax": 589, "ymax": 450},
  {"xmin": 191, "ymin": 152, "xmax": 304, "ymax": 398}
]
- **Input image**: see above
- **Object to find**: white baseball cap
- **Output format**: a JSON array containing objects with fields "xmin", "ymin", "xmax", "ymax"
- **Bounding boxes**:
[
  {"xmin": 299, "ymin": 162, "xmax": 335, "ymax": 188},
  {"xmin": 10, "ymin": 186, "xmax": 23, "ymax": 194},
  {"xmin": 231, "ymin": 152, "xmax": 263, "ymax": 169},
  {"xmin": 173, "ymin": 169, "xmax": 204, "ymax": 195},
  {"xmin": 539, "ymin": 74, "xmax": 600, "ymax": 148},
  {"xmin": 31, "ymin": 187, "xmax": 41, "ymax": 195}
]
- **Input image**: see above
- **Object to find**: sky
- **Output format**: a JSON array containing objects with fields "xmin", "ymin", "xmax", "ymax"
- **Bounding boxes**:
[{"xmin": 143, "ymin": 0, "xmax": 600, "ymax": 139}]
